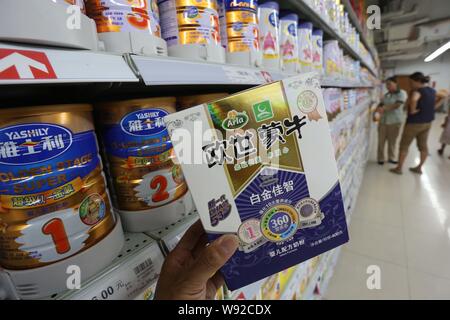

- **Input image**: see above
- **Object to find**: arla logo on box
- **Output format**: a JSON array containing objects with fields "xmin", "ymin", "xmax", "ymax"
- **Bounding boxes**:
[
  {"xmin": 120, "ymin": 108, "xmax": 168, "ymax": 136},
  {"xmin": 252, "ymin": 100, "xmax": 274, "ymax": 122},
  {"xmin": 0, "ymin": 123, "xmax": 72, "ymax": 165},
  {"xmin": 222, "ymin": 110, "xmax": 249, "ymax": 130}
]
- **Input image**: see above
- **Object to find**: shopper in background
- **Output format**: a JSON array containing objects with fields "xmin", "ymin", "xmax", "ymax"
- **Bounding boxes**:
[
  {"xmin": 438, "ymin": 104, "xmax": 450, "ymax": 158},
  {"xmin": 376, "ymin": 77, "xmax": 407, "ymax": 165},
  {"xmin": 436, "ymin": 89, "xmax": 449, "ymax": 113},
  {"xmin": 390, "ymin": 72, "xmax": 437, "ymax": 175},
  {"xmin": 155, "ymin": 221, "xmax": 239, "ymax": 300}
]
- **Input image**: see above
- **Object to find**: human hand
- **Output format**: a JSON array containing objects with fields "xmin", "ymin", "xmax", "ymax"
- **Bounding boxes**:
[{"xmin": 155, "ymin": 220, "xmax": 239, "ymax": 300}]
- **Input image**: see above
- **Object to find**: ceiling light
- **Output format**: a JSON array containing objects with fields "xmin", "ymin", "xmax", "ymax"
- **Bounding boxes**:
[{"xmin": 424, "ymin": 41, "xmax": 450, "ymax": 62}]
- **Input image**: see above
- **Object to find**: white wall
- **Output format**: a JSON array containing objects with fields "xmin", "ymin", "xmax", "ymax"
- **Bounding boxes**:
[{"xmin": 385, "ymin": 51, "xmax": 450, "ymax": 91}]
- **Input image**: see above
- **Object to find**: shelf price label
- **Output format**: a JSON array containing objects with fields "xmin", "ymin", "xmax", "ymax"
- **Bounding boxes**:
[
  {"xmin": 67, "ymin": 245, "xmax": 164, "ymax": 300},
  {"xmin": 223, "ymin": 66, "xmax": 263, "ymax": 84}
]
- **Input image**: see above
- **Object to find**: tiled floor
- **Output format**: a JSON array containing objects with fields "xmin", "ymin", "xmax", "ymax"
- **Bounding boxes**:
[{"xmin": 326, "ymin": 113, "xmax": 450, "ymax": 300}]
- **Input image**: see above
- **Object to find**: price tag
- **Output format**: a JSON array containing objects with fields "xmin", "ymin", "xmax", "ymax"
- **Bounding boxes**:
[
  {"xmin": 223, "ymin": 66, "xmax": 262, "ymax": 84},
  {"xmin": 68, "ymin": 243, "xmax": 164, "ymax": 300}
]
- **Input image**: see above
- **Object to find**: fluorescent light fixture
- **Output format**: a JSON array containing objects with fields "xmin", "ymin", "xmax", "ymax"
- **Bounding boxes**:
[{"xmin": 424, "ymin": 41, "xmax": 450, "ymax": 62}]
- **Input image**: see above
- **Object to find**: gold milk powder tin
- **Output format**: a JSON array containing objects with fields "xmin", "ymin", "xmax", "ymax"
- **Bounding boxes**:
[
  {"xmin": 0, "ymin": 105, "xmax": 116, "ymax": 270},
  {"xmin": 221, "ymin": 0, "xmax": 259, "ymax": 53},
  {"xmin": 95, "ymin": 98, "xmax": 188, "ymax": 219},
  {"xmin": 85, "ymin": 0, "xmax": 162, "ymax": 37},
  {"xmin": 157, "ymin": 0, "xmax": 221, "ymax": 47}
]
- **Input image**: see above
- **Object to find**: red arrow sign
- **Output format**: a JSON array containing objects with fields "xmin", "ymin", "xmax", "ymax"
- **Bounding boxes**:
[{"xmin": 0, "ymin": 49, "xmax": 57, "ymax": 80}]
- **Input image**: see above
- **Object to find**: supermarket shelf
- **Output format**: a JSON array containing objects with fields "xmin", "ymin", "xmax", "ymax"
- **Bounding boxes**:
[
  {"xmin": 276, "ymin": 256, "xmax": 326, "ymax": 300},
  {"xmin": 131, "ymin": 54, "xmax": 284, "ymax": 86},
  {"xmin": 341, "ymin": 0, "xmax": 378, "ymax": 60},
  {"xmin": 279, "ymin": 265, "xmax": 305, "ymax": 300},
  {"xmin": 0, "ymin": 42, "xmax": 138, "ymax": 84},
  {"xmin": 131, "ymin": 54, "xmax": 375, "ymax": 88},
  {"xmin": 301, "ymin": 256, "xmax": 328, "ymax": 300},
  {"xmin": 285, "ymin": 0, "xmax": 377, "ymax": 77},
  {"xmin": 0, "ymin": 42, "xmax": 374, "ymax": 89},
  {"xmin": 313, "ymin": 248, "xmax": 341, "ymax": 299},
  {"xmin": 50, "ymin": 233, "xmax": 164, "ymax": 300},
  {"xmin": 321, "ymin": 78, "xmax": 374, "ymax": 88},
  {"xmin": 329, "ymin": 98, "xmax": 372, "ymax": 134},
  {"xmin": 229, "ymin": 279, "xmax": 265, "ymax": 300},
  {"xmin": 146, "ymin": 210, "xmax": 199, "ymax": 255}
]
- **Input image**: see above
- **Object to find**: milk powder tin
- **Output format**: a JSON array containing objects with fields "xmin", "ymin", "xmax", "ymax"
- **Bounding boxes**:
[
  {"xmin": 298, "ymin": 21, "xmax": 313, "ymax": 72},
  {"xmin": 323, "ymin": 40, "xmax": 340, "ymax": 78},
  {"xmin": 222, "ymin": 0, "xmax": 259, "ymax": 53},
  {"xmin": 157, "ymin": 0, "xmax": 221, "ymax": 47},
  {"xmin": 280, "ymin": 13, "xmax": 299, "ymax": 73},
  {"xmin": 0, "ymin": 105, "xmax": 116, "ymax": 270},
  {"xmin": 177, "ymin": 93, "xmax": 229, "ymax": 110},
  {"xmin": 258, "ymin": 2, "xmax": 280, "ymax": 63},
  {"xmin": 312, "ymin": 28, "xmax": 323, "ymax": 73},
  {"xmin": 95, "ymin": 98, "xmax": 188, "ymax": 215},
  {"xmin": 217, "ymin": 0, "xmax": 227, "ymax": 48},
  {"xmin": 85, "ymin": 0, "xmax": 162, "ymax": 36}
]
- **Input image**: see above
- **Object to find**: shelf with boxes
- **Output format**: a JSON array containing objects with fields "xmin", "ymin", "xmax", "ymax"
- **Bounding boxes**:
[
  {"xmin": 285, "ymin": 0, "xmax": 377, "ymax": 76},
  {"xmin": 0, "ymin": 0, "xmax": 378, "ymax": 88},
  {"xmin": 341, "ymin": 0, "xmax": 378, "ymax": 61},
  {"xmin": 0, "ymin": 230, "xmax": 164, "ymax": 300},
  {"xmin": 0, "ymin": 212, "xmax": 200, "ymax": 300},
  {"xmin": 0, "ymin": 41, "xmax": 375, "ymax": 89},
  {"xmin": 0, "ymin": 86, "xmax": 374, "ymax": 298},
  {"xmin": 0, "ymin": 0, "xmax": 381, "ymax": 302}
]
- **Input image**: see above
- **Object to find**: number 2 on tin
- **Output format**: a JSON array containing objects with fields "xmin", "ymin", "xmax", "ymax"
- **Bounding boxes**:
[{"xmin": 150, "ymin": 175, "xmax": 170, "ymax": 203}]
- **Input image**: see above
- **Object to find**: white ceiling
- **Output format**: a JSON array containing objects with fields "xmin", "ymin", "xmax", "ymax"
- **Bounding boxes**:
[{"xmin": 375, "ymin": 0, "xmax": 450, "ymax": 66}]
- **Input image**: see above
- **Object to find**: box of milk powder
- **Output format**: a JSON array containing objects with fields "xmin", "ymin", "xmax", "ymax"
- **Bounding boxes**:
[{"xmin": 164, "ymin": 73, "xmax": 349, "ymax": 290}]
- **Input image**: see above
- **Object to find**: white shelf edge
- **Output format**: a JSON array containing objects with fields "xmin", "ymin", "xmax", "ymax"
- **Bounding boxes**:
[{"xmin": 0, "ymin": 42, "xmax": 139, "ymax": 85}]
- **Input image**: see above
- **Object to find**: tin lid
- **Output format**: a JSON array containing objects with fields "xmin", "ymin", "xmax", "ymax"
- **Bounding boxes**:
[
  {"xmin": 280, "ymin": 13, "xmax": 298, "ymax": 22},
  {"xmin": 0, "ymin": 104, "xmax": 92, "ymax": 118},
  {"xmin": 259, "ymin": 1, "xmax": 279, "ymax": 11},
  {"xmin": 298, "ymin": 21, "xmax": 313, "ymax": 29},
  {"xmin": 312, "ymin": 28, "xmax": 323, "ymax": 36}
]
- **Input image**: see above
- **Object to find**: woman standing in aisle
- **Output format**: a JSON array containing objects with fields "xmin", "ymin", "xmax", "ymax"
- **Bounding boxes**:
[
  {"xmin": 376, "ymin": 77, "xmax": 407, "ymax": 165},
  {"xmin": 390, "ymin": 72, "xmax": 437, "ymax": 175}
]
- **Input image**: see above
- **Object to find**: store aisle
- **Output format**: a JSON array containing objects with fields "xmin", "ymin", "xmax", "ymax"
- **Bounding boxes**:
[{"xmin": 326, "ymin": 113, "xmax": 450, "ymax": 300}]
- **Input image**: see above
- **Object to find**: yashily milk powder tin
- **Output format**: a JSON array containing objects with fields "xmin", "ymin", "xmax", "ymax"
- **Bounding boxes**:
[{"xmin": 0, "ymin": 104, "xmax": 116, "ymax": 270}]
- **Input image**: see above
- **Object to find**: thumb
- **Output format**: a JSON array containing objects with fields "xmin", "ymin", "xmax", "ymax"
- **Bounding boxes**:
[{"xmin": 186, "ymin": 234, "xmax": 239, "ymax": 284}]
